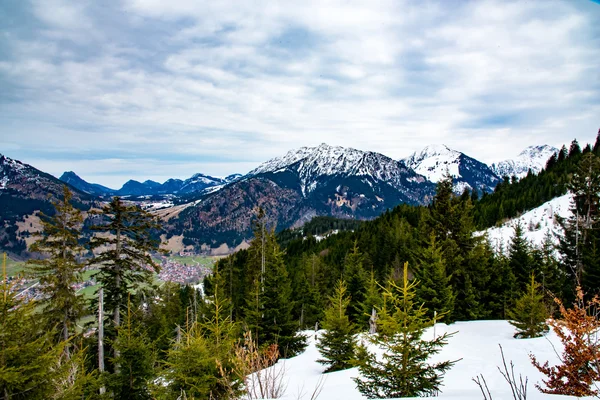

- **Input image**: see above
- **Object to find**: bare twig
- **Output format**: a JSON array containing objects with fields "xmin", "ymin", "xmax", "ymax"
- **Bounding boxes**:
[
  {"xmin": 309, "ymin": 374, "xmax": 326, "ymax": 400},
  {"xmin": 472, "ymin": 374, "xmax": 492, "ymax": 400},
  {"xmin": 498, "ymin": 344, "xmax": 528, "ymax": 400}
]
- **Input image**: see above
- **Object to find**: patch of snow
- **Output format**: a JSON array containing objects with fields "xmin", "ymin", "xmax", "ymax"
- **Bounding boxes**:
[
  {"xmin": 480, "ymin": 194, "xmax": 572, "ymax": 252},
  {"xmin": 256, "ymin": 320, "xmax": 584, "ymax": 400},
  {"xmin": 0, "ymin": 175, "xmax": 8, "ymax": 189}
]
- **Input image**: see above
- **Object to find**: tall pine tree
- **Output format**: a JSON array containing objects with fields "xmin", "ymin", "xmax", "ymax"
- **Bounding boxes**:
[
  {"xmin": 28, "ymin": 186, "xmax": 86, "ymax": 350},
  {"xmin": 415, "ymin": 233, "xmax": 454, "ymax": 319}
]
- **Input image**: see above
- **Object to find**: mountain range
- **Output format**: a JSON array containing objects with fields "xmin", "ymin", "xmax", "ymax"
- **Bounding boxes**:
[
  {"xmin": 59, "ymin": 171, "xmax": 243, "ymax": 196},
  {"xmin": 1, "ymin": 143, "xmax": 557, "ymax": 256}
]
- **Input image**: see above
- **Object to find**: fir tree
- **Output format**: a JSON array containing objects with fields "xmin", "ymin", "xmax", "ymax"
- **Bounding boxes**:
[
  {"xmin": 507, "ymin": 274, "xmax": 548, "ymax": 338},
  {"xmin": 0, "ymin": 265, "xmax": 64, "ymax": 399},
  {"xmin": 163, "ymin": 266, "xmax": 242, "ymax": 399},
  {"xmin": 415, "ymin": 233, "xmax": 454, "ymax": 319},
  {"xmin": 261, "ymin": 231, "xmax": 306, "ymax": 357},
  {"xmin": 508, "ymin": 222, "xmax": 533, "ymax": 289},
  {"xmin": 344, "ymin": 241, "xmax": 367, "ymax": 323},
  {"xmin": 89, "ymin": 197, "xmax": 162, "ymax": 335},
  {"xmin": 107, "ymin": 297, "xmax": 156, "ymax": 400},
  {"xmin": 28, "ymin": 185, "xmax": 86, "ymax": 349},
  {"xmin": 359, "ymin": 271, "xmax": 383, "ymax": 330},
  {"xmin": 353, "ymin": 262, "xmax": 457, "ymax": 398},
  {"xmin": 317, "ymin": 280, "xmax": 357, "ymax": 372}
]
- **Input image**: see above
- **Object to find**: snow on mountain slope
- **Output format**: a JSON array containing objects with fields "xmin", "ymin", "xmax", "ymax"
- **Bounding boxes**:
[
  {"xmin": 254, "ymin": 321, "xmax": 581, "ymax": 400},
  {"xmin": 249, "ymin": 143, "xmax": 427, "ymax": 197},
  {"xmin": 403, "ymin": 144, "xmax": 500, "ymax": 194},
  {"xmin": 491, "ymin": 145, "xmax": 558, "ymax": 179},
  {"xmin": 481, "ymin": 193, "xmax": 572, "ymax": 252},
  {"xmin": 403, "ymin": 144, "xmax": 462, "ymax": 182}
]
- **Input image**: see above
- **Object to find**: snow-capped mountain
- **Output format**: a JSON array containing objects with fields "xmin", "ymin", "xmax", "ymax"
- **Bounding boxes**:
[
  {"xmin": 402, "ymin": 144, "xmax": 500, "ymax": 194},
  {"xmin": 249, "ymin": 143, "xmax": 431, "ymax": 201},
  {"xmin": 490, "ymin": 145, "xmax": 558, "ymax": 179},
  {"xmin": 170, "ymin": 144, "xmax": 437, "ymax": 250},
  {"xmin": 178, "ymin": 173, "xmax": 227, "ymax": 194}
]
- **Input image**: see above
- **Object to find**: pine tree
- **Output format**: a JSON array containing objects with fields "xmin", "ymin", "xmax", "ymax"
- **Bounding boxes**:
[
  {"xmin": 107, "ymin": 297, "xmax": 156, "ymax": 400},
  {"xmin": 89, "ymin": 197, "xmax": 162, "ymax": 337},
  {"xmin": 28, "ymin": 185, "xmax": 86, "ymax": 349},
  {"xmin": 163, "ymin": 266, "xmax": 242, "ymax": 399},
  {"xmin": 344, "ymin": 242, "xmax": 367, "ymax": 323},
  {"xmin": 163, "ymin": 321, "xmax": 223, "ymax": 399},
  {"xmin": 317, "ymin": 280, "xmax": 357, "ymax": 372},
  {"xmin": 359, "ymin": 272, "xmax": 383, "ymax": 330},
  {"xmin": 508, "ymin": 222, "xmax": 533, "ymax": 289},
  {"xmin": 507, "ymin": 274, "xmax": 548, "ymax": 338},
  {"xmin": 415, "ymin": 233, "xmax": 454, "ymax": 319},
  {"xmin": 0, "ymin": 265, "xmax": 64, "ymax": 399},
  {"xmin": 261, "ymin": 231, "xmax": 306, "ymax": 357},
  {"xmin": 353, "ymin": 262, "xmax": 457, "ymax": 398}
]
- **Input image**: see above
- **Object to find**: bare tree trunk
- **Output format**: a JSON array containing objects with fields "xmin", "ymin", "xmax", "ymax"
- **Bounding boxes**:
[
  {"xmin": 98, "ymin": 288, "xmax": 105, "ymax": 395},
  {"xmin": 114, "ymin": 226, "xmax": 121, "ymax": 373}
]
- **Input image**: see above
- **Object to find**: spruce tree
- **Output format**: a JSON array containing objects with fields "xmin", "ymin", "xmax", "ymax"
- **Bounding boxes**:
[
  {"xmin": 28, "ymin": 185, "xmax": 86, "ymax": 348},
  {"xmin": 508, "ymin": 274, "xmax": 548, "ymax": 338},
  {"xmin": 107, "ymin": 297, "xmax": 156, "ymax": 400},
  {"xmin": 317, "ymin": 280, "xmax": 357, "ymax": 372},
  {"xmin": 415, "ymin": 233, "xmax": 454, "ymax": 319},
  {"xmin": 508, "ymin": 222, "xmax": 533, "ymax": 289},
  {"xmin": 261, "ymin": 231, "xmax": 306, "ymax": 357},
  {"xmin": 344, "ymin": 242, "xmax": 367, "ymax": 323},
  {"xmin": 0, "ymin": 268, "xmax": 64, "ymax": 399},
  {"xmin": 353, "ymin": 262, "xmax": 457, "ymax": 398},
  {"xmin": 89, "ymin": 196, "xmax": 162, "ymax": 334},
  {"xmin": 243, "ymin": 220, "xmax": 305, "ymax": 357},
  {"xmin": 163, "ymin": 266, "xmax": 242, "ymax": 399},
  {"xmin": 359, "ymin": 271, "xmax": 383, "ymax": 330}
]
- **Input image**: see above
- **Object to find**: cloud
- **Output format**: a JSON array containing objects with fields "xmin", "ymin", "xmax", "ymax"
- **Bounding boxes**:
[{"xmin": 0, "ymin": 0, "xmax": 599, "ymax": 187}]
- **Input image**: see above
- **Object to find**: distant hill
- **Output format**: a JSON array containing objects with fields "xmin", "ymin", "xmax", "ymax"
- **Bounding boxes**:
[
  {"xmin": 1, "ymin": 154, "xmax": 93, "ymax": 257},
  {"xmin": 60, "ymin": 171, "xmax": 115, "ymax": 196}
]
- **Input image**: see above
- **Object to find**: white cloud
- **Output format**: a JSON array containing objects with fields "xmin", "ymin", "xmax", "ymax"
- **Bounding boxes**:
[{"xmin": 1, "ymin": 0, "xmax": 599, "ymax": 186}]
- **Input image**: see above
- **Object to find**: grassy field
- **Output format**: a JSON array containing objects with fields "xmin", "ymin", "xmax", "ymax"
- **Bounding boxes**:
[
  {"xmin": 2, "ymin": 257, "xmax": 30, "ymax": 277},
  {"xmin": 165, "ymin": 254, "xmax": 215, "ymax": 268}
]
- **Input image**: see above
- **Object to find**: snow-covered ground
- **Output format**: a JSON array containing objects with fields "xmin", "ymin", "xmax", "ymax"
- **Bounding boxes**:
[
  {"xmin": 256, "ymin": 320, "xmax": 591, "ymax": 400},
  {"xmin": 481, "ymin": 194, "xmax": 573, "ymax": 252}
]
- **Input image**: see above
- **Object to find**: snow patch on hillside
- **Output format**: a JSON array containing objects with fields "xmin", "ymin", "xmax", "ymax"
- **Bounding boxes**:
[
  {"xmin": 255, "ymin": 320, "xmax": 584, "ymax": 400},
  {"xmin": 481, "ymin": 194, "xmax": 572, "ymax": 251}
]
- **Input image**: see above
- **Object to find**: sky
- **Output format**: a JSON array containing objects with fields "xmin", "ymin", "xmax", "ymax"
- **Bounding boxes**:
[{"xmin": 1, "ymin": 0, "xmax": 599, "ymax": 189}]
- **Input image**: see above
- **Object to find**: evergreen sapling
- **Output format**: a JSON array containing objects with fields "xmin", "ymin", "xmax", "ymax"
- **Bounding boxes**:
[{"xmin": 316, "ymin": 280, "xmax": 357, "ymax": 372}]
